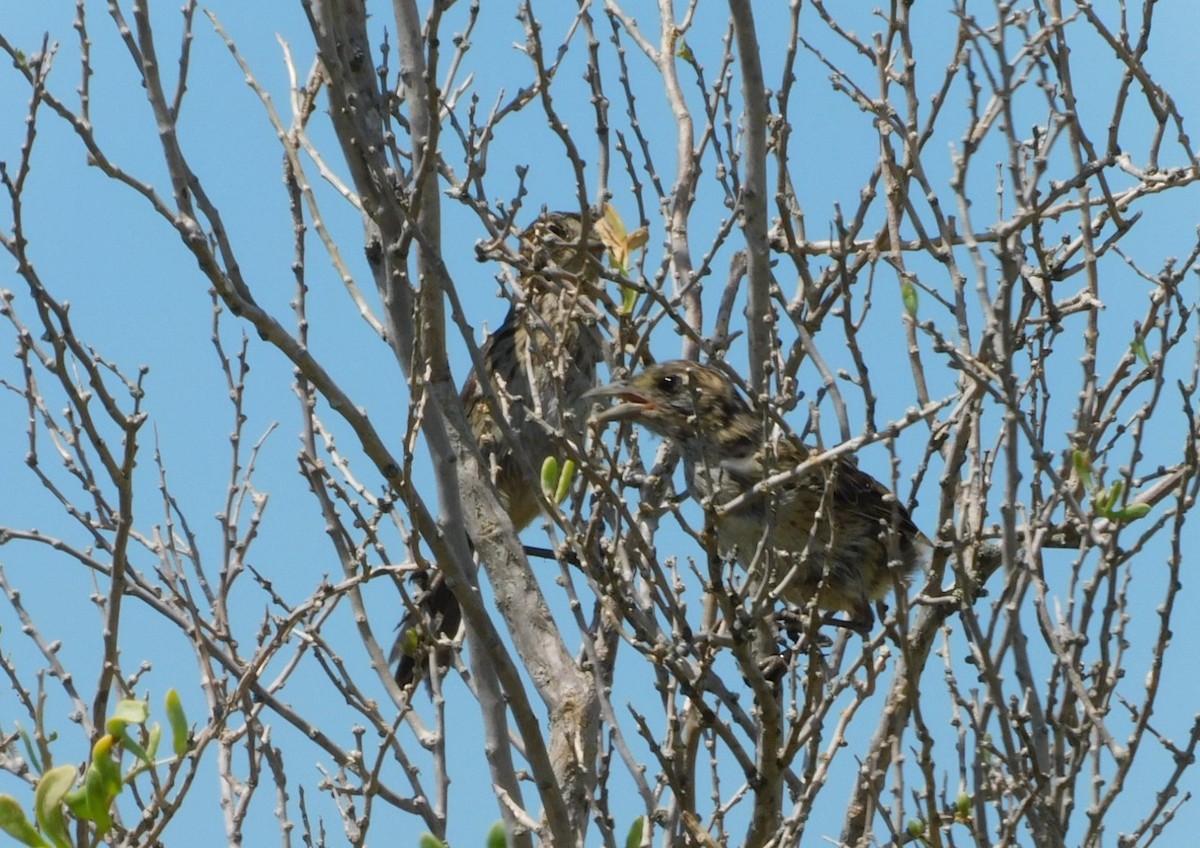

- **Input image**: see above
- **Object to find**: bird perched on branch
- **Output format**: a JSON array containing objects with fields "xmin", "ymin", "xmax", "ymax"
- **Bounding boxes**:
[
  {"xmin": 588, "ymin": 360, "xmax": 926, "ymax": 634},
  {"xmin": 393, "ymin": 211, "xmax": 609, "ymax": 688}
]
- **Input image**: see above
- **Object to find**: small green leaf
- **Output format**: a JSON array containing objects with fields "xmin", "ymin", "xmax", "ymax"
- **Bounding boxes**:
[
  {"xmin": 1131, "ymin": 336, "xmax": 1150, "ymax": 366},
  {"xmin": 116, "ymin": 725, "xmax": 152, "ymax": 767},
  {"xmin": 676, "ymin": 39, "xmax": 693, "ymax": 61},
  {"xmin": 1072, "ymin": 450, "xmax": 1093, "ymax": 489},
  {"xmin": 146, "ymin": 722, "xmax": 162, "ymax": 761},
  {"xmin": 110, "ymin": 699, "xmax": 149, "ymax": 727},
  {"xmin": 81, "ymin": 765, "xmax": 112, "ymax": 835},
  {"xmin": 540, "ymin": 456, "xmax": 560, "ymax": 502},
  {"xmin": 165, "ymin": 689, "xmax": 190, "ymax": 757},
  {"xmin": 906, "ymin": 819, "xmax": 925, "ymax": 838},
  {"xmin": 63, "ymin": 786, "xmax": 90, "ymax": 820},
  {"xmin": 955, "ymin": 791, "xmax": 971, "ymax": 817},
  {"xmin": 485, "ymin": 820, "xmax": 507, "ymax": 848},
  {"xmin": 34, "ymin": 766, "xmax": 76, "ymax": 848},
  {"xmin": 1112, "ymin": 502, "xmax": 1151, "ymax": 522},
  {"xmin": 594, "ymin": 205, "xmax": 647, "ymax": 308},
  {"xmin": 89, "ymin": 736, "xmax": 121, "ymax": 796},
  {"xmin": 0, "ymin": 796, "xmax": 50, "ymax": 847},
  {"xmin": 418, "ymin": 834, "xmax": 446, "ymax": 848},
  {"xmin": 621, "ymin": 284, "xmax": 638, "ymax": 315},
  {"xmin": 16, "ymin": 724, "xmax": 43, "ymax": 775},
  {"xmin": 553, "ymin": 459, "xmax": 577, "ymax": 505},
  {"xmin": 901, "ymin": 279, "xmax": 919, "ymax": 317},
  {"xmin": 625, "ymin": 815, "xmax": 645, "ymax": 848},
  {"xmin": 1095, "ymin": 480, "xmax": 1124, "ymax": 518}
]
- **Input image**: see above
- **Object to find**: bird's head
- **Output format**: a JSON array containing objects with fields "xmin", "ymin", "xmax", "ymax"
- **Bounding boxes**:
[
  {"xmin": 588, "ymin": 360, "xmax": 761, "ymax": 452},
  {"xmin": 519, "ymin": 211, "xmax": 608, "ymax": 293}
]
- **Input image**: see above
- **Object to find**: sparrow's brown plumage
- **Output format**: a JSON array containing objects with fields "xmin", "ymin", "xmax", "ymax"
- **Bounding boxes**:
[
  {"xmin": 393, "ymin": 211, "xmax": 608, "ymax": 687},
  {"xmin": 590, "ymin": 360, "xmax": 925, "ymax": 633}
]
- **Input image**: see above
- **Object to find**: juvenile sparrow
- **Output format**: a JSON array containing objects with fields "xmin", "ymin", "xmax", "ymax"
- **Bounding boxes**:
[
  {"xmin": 589, "ymin": 360, "xmax": 925, "ymax": 633},
  {"xmin": 393, "ymin": 211, "xmax": 608, "ymax": 687}
]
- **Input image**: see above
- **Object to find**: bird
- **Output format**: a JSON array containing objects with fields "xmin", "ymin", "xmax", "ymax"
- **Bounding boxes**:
[
  {"xmin": 393, "ymin": 211, "xmax": 609, "ymax": 688},
  {"xmin": 587, "ymin": 360, "xmax": 926, "ymax": 635}
]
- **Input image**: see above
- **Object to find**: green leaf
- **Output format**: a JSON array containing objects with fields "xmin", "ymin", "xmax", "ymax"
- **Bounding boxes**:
[
  {"xmin": 110, "ymin": 699, "xmax": 149, "ymax": 727},
  {"xmin": 418, "ymin": 834, "xmax": 446, "ymax": 848},
  {"xmin": 676, "ymin": 38, "xmax": 693, "ymax": 62},
  {"xmin": 901, "ymin": 279, "xmax": 919, "ymax": 317},
  {"xmin": 553, "ymin": 459, "xmax": 577, "ymax": 505},
  {"xmin": 485, "ymin": 820, "xmax": 507, "ymax": 848},
  {"xmin": 0, "ymin": 796, "xmax": 51, "ymax": 847},
  {"xmin": 906, "ymin": 819, "xmax": 925, "ymax": 838},
  {"xmin": 597, "ymin": 204, "xmax": 648, "ymax": 276},
  {"xmin": 165, "ymin": 689, "xmax": 189, "ymax": 757},
  {"xmin": 1131, "ymin": 336, "xmax": 1150, "ymax": 366},
  {"xmin": 16, "ymin": 724, "xmax": 43, "ymax": 775},
  {"xmin": 625, "ymin": 815, "xmax": 645, "ymax": 848},
  {"xmin": 34, "ymin": 766, "xmax": 76, "ymax": 848},
  {"xmin": 1072, "ymin": 450, "xmax": 1093, "ymax": 489},
  {"xmin": 116, "ymin": 725, "xmax": 152, "ymax": 767},
  {"xmin": 540, "ymin": 456, "xmax": 560, "ymax": 502},
  {"xmin": 89, "ymin": 736, "xmax": 122, "ymax": 797},
  {"xmin": 1095, "ymin": 480, "xmax": 1124, "ymax": 518},
  {"xmin": 146, "ymin": 722, "xmax": 162, "ymax": 761},
  {"xmin": 955, "ymin": 791, "xmax": 971, "ymax": 818},
  {"xmin": 78, "ymin": 738, "xmax": 123, "ymax": 839},
  {"xmin": 1112, "ymin": 502, "xmax": 1152, "ymax": 522},
  {"xmin": 621, "ymin": 284, "xmax": 638, "ymax": 315},
  {"xmin": 62, "ymin": 787, "xmax": 90, "ymax": 821},
  {"xmin": 594, "ymin": 205, "xmax": 647, "ymax": 315},
  {"xmin": 81, "ymin": 764, "xmax": 112, "ymax": 835}
]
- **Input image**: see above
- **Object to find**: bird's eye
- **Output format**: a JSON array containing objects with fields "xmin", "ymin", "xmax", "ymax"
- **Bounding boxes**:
[{"xmin": 658, "ymin": 373, "xmax": 681, "ymax": 394}]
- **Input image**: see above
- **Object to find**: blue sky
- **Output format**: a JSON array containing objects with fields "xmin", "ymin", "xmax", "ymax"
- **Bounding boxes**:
[{"xmin": 2, "ymin": 2, "xmax": 1199, "ymax": 845}]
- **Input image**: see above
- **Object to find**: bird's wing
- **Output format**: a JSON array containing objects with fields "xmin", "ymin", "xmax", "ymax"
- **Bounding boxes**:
[{"xmin": 774, "ymin": 435, "xmax": 921, "ymax": 538}]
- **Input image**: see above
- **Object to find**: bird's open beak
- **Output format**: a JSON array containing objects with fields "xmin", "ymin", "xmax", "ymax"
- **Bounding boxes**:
[{"xmin": 585, "ymin": 382, "xmax": 655, "ymax": 424}]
